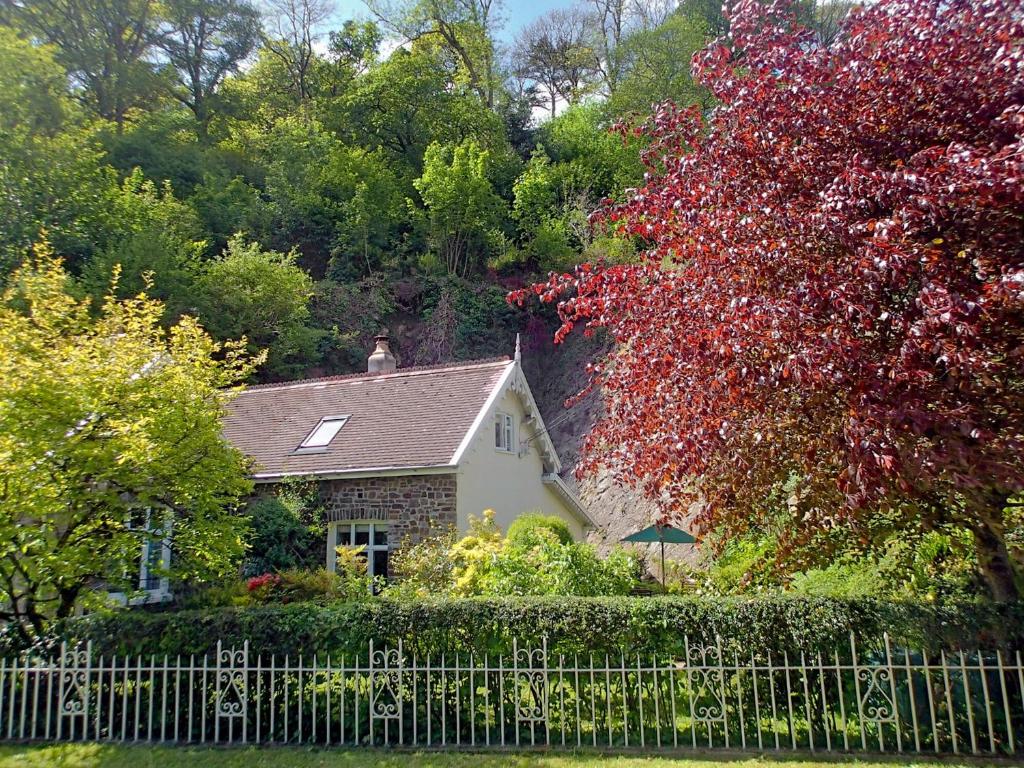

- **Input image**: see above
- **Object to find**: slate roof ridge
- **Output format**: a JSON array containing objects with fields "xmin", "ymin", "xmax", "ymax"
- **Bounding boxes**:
[{"xmin": 241, "ymin": 356, "xmax": 512, "ymax": 392}]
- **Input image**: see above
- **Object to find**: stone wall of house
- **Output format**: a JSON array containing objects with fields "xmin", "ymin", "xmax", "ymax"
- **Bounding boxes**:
[{"xmin": 318, "ymin": 473, "xmax": 458, "ymax": 547}]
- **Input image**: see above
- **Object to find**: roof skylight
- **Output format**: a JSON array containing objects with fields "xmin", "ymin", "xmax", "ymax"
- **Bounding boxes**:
[{"xmin": 298, "ymin": 416, "xmax": 349, "ymax": 450}]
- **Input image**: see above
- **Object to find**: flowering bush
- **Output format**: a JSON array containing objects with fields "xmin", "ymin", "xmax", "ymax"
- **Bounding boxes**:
[
  {"xmin": 387, "ymin": 510, "xmax": 639, "ymax": 598},
  {"xmin": 246, "ymin": 572, "xmax": 282, "ymax": 602},
  {"xmin": 245, "ymin": 567, "xmax": 372, "ymax": 604}
]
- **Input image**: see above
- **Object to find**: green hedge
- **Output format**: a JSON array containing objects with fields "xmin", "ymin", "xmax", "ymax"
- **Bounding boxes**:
[{"xmin": 41, "ymin": 597, "xmax": 1024, "ymax": 659}]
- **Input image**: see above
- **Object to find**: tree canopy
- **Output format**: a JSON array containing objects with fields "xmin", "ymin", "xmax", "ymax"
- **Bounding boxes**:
[
  {"xmin": 0, "ymin": 247, "xmax": 261, "ymax": 638},
  {"xmin": 514, "ymin": 0, "xmax": 1024, "ymax": 600}
]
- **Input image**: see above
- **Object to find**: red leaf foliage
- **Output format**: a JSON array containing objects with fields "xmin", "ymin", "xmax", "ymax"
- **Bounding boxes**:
[{"xmin": 511, "ymin": 0, "xmax": 1024, "ymax": 561}]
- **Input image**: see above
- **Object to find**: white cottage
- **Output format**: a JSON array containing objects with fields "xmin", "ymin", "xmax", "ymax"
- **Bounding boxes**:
[{"xmin": 221, "ymin": 334, "xmax": 592, "ymax": 580}]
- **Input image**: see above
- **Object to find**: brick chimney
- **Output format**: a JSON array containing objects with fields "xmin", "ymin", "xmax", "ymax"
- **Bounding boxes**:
[{"xmin": 367, "ymin": 331, "xmax": 397, "ymax": 373}]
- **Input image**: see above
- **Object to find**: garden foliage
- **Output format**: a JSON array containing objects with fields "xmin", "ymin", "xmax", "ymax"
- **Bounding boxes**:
[
  {"xmin": 0, "ymin": 248, "xmax": 260, "ymax": 639},
  {"xmin": 386, "ymin": 510, "xmax": 638, "ymax": 599},
  {"xmin": 46, "ymin": 597, "xmax": 1024, "ymax": 659},
  {"xmin": 513, "ymin": 0, "xmax": 1024, "ymax": 600}
]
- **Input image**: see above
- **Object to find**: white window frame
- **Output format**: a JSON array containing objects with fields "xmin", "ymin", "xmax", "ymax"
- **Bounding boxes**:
[
  {"xmin": 494, "ymin": 411, "xmax": 515, "ymax": 453},
  {"xmin": 327, "ymin": 520, "xmax": 390, "ymax": 581},
  {"xmin": 296, "ymin": 414, "xmax": 350, "ymax": 451},
  {"xmin": 109, "ymin": 509, "xmax": 172, "ymax": 606}
]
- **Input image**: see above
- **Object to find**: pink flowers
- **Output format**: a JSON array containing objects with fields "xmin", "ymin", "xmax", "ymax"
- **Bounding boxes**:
[{"xmin": 247, "ymin": 573, "xmax": 281, "ymax": 593}]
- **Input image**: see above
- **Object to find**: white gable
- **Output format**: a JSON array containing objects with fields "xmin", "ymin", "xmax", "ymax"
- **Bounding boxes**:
[{"xmin": 451, "ymin": 359, "xmax": 591, "ymax": 536}]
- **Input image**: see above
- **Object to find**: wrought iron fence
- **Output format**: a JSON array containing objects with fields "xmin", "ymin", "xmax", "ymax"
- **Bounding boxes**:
[{"xmin": 0, "ymin": 634, "xmax": 1022, "ymax": 755}]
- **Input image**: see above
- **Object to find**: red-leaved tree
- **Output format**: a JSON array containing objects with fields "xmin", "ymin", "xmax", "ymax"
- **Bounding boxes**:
[{"xmin": 512, "ymin": 0, "xmax": 1024, "ymax": 599}]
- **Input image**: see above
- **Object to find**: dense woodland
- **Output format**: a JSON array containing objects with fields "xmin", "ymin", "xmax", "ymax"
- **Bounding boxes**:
[{"xmin": 0, "ymin": 0, "xmax": 846, "ymax": 381}]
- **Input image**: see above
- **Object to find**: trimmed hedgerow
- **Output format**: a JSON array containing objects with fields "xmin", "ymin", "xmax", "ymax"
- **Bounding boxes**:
[{"xmin": 41, "ymin": 597, "xmax": 1024, "ymax": 659}]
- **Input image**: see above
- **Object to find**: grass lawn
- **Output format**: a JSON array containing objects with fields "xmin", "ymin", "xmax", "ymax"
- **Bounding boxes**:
[{"xmin": 0, "ymin": 745, "xmax": 1016, "ymax": 768}]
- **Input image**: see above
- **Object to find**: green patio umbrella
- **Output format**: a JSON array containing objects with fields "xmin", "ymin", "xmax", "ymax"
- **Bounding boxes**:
[{"xmin": 621, "ymin": 524, "xmax": 696, "ymax": 589}]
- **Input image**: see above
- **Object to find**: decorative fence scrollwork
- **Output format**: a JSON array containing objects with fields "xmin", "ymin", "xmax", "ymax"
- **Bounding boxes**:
[
  {"xmin": 215, "ymin": 642, "xmax": 248, "ymax": 719},
  {"xmin": 684, "ymin": 637, "xmax": 727, "ymax": 736},
  {"xmin": 0, "ymin": 633, "xmax": 1020, "ymax": 755},
  {"xmin": 58, "ymin": 643, "xmax": 91, "ymax": 719},
  {"xmin": 369, "ymin": 641, "xmax": 405, "ymax": 722},
  {"xmin": 513, "ymin": 638, "xmax": 548, "ymax": 724}
]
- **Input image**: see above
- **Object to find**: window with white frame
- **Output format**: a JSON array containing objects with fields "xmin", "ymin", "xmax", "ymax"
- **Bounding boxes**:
[
  {"xmin": 115, "ymin": 509, "xmax": 171, "ymax": 602},
  {"xmin": 494, "ymin": 412, "xmax": 514, "ymax": 452},
  {"xmin": 297, "ymin": 415, "xmax": 349, "ymax": 451},
  {"xmin": 331, "ymin": 521, "xmax": 389, "ymax": 582}
]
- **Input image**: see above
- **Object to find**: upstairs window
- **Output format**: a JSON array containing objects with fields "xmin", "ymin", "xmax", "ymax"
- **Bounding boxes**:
[
  {"xmin": 494, "ymin": 412, "xmax": 514, "ymax": 452},
  {"xmin": 298, "ymin": 415, "xmax": 349, "ymax": 450}
]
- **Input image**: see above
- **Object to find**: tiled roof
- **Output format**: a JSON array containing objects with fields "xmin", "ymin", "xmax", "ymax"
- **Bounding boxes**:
[{"xmin": 223, "ymin": 358, "xmax": 512, "ymax": 478}]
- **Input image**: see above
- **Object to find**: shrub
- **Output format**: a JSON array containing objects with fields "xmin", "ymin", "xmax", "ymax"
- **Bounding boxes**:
[
  {"xmin": 176, "ymin": 579, "xmax": 250, "ymax": 609},
  {"xmin": 44, "ymin": 597, "xmax": 1024, "ymax": 660},
  {"xmin": 506, "ymin": 512, "xmax": 573, "ymax": 546},
  {"xmin": 246, "ymin": 572, "xmax": 282, "ymax": 601},
  {"xmin": 240, "ymin": 551, "xmax": 373, "ymax": 607},
  {"xmin": 387, "ymin": 524, "xmax": 458, "ymax": 600},
  {"xmin": 669, "ymin": 530, "xmax": 982, "ymax": 600},
  {"xmin": 243, "ymin": 488, "xmax": 325, "ymax": 576},
  {"xmin": 484, "ymin": 531, "xmax": 638, "ymax": 597},
  {"xmin": 390, "ymin": 510, "xmax": 638, "ymax": 598},
  {"xmin": 449, "ymin": 510, "xmax": 505, "ymax": 596}
]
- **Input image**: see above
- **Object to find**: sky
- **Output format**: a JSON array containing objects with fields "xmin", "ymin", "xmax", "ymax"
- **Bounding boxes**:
[{"xmin": 329, "ymin": 0, "xmax": 569, "ymax": 43}]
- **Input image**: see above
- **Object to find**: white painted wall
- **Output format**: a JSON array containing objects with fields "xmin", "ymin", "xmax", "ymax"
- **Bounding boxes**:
[{"xmin": 454, "ymin": 376, "xmax": 587, "ymax": 540}]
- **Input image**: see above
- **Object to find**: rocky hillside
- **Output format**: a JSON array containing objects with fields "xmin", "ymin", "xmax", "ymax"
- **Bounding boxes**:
[{"xmin": 521, "ymin": 328, "xmax": 702, "ymax": 579}]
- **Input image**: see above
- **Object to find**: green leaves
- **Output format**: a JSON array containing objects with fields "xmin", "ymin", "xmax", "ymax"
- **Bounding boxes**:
[
  {"xmin": 413, "ymin": 140, "xmax": 508, "ymax": 277},
  {"xmin": 0, "ymin": 249, "xmax": 260, "ymax": 638},
  {"xmin": 387, "ymin": 510, "xmax": 639, "ymax": 599},
  {"xmin": 195, "ymin": 236, "xmax": 319, "ymax": 381},
  {"xmin": 47, "ymin": 596, "xmax": 1024, "ymax": 660},
  {"xmin": 157, "ymin": 0, "xmax": 261, "ymax": 134}
]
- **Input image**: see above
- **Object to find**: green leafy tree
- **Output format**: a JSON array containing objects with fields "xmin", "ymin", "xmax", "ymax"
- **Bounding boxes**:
[
  {"xmin": 157, "ymin": 0, "xmax": 261, "ymax": 138},
  {"xmin": 0, "ymin": 246, "xmax": 261, "ymax": 640},
  {"xmin": 368, "ymin": 0, "xmax": 503, "ymax": 107},
  {"xmin": 216, "ymin": 48, "xmax": 313, "ymax": 127},
  {"xmin": 511, "ymin": 152, "xmax": 577, "ymax": 271},
  {"xmin": 339, "ymin": 45, "xmax": 507, "ymax": 174},
  {"xmin": 254, "ymin": 117, "xmax": 407, "ymax": 275},
  {"xmin": 326, "ymin": 20, "xmax": 382, "ymax": 81},
  {"xmin": 605, "ymin": 12, "xmax": 710, "ymax": 118},
  {"xmin": 537, "ymin": 103, "xmax": 643, "ymax": 197},
  {"xmin": 413, "ymin": 139, "xmax": 507, "ymax": 276},
  {"xmin": 100, "ymin": 108, "xmax": 228, "ymax": 194},
  {"xmin": 188, "ymin": 173, "xmax": 270, "ymax": 253},
  {"xmin": 4, "ymin": 0, "xmax": 164, "ymax": 128},
  {"xmin": 0, "ymin": 29, "xmax": 122, "ymax": 273},
  {"xmin": 196, "ymin": 235, "xmax": 320, "ymax": 380},
  {"xmin": 511, "ymin": 109, "xmax": 643, "ymax": 270},
  {"xmin": 79, "ymin": 169, "xmax": 208, "ymax": 316}
]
